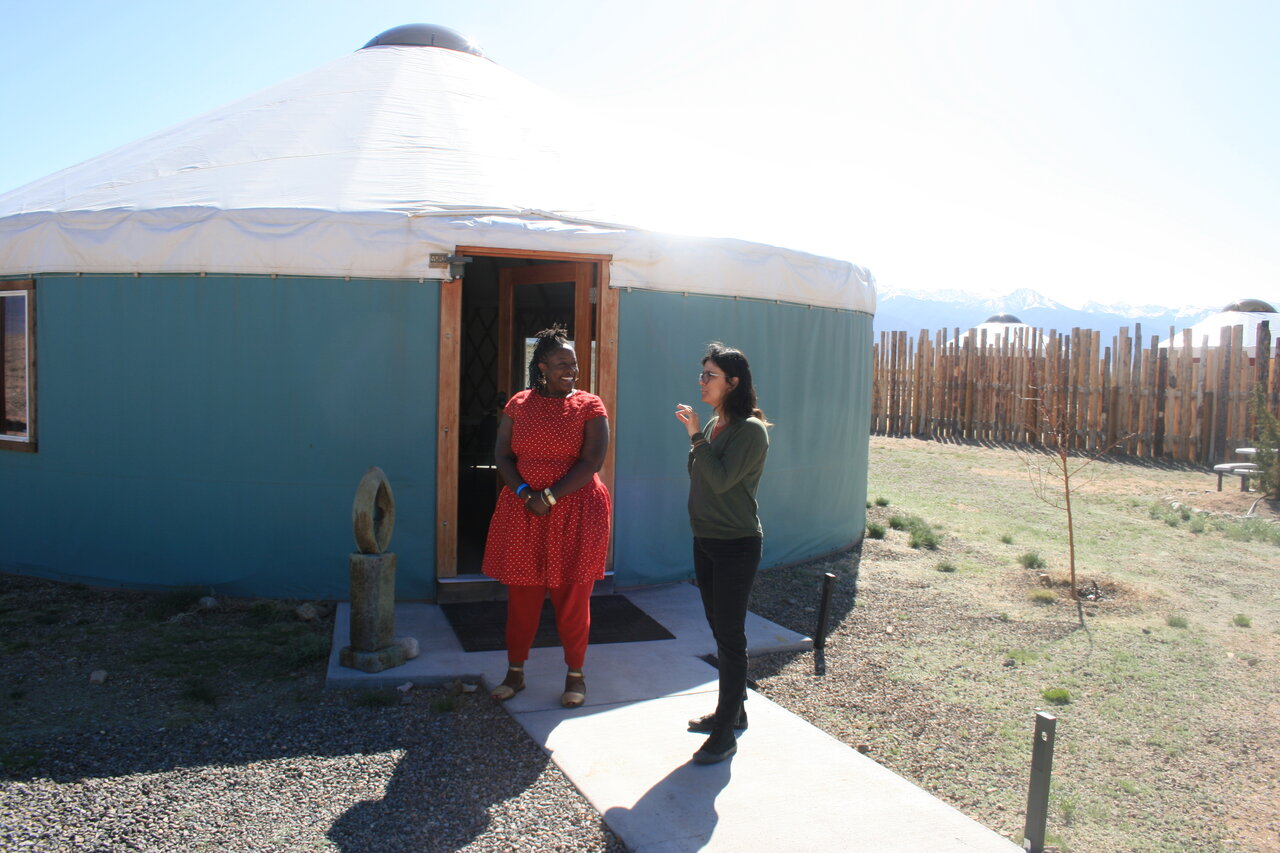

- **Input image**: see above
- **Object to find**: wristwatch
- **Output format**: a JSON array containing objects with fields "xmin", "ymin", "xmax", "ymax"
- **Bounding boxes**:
[{"xmin": 542, "ymin": 487, "xmax": 557, "ymax": 506}]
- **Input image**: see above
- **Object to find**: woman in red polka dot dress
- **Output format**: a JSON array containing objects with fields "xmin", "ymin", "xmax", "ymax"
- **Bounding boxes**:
[{"xmin": 484, "ymin": 326, "xmax": 612, "ymax": 708}]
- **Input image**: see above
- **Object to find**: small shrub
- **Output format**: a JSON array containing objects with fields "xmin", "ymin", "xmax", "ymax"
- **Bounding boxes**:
[
  {"xmin": 1018, "ymin": 552, "xmax": 1047, "ymax": 570},
  {"xmin": 874, "ymin": 496, "xmax": 890, "ymax": 507},
  {"xmin": 865, "ymin": 523, "xmax": 886, "ymax": 540},
  {"xmin": 999, "ymin": 534, "xmax": 1014, "ymax": 545},
  {"xmin": 865, "ymin": 501, "xmax": 872, "ymax": 509},
  {"xmin": 1232, "ymin": 614, "xmax": 1252, "ymax": 628},
  {"xmin": 908, "ymin": 526, "xmax": 940, "ymax": 550},
  {"xmin": 1042, "ymin": 687, "xmax": 1072, "ymax": 705},
  {"xmin": 996, "ymin": 612, "xmax": 1011, "ymax": 622},
  {"xmin": 1166, "ymin": 615, "xmax": 1189, "ymax": 629},
  {"xmin": 888, "ymin": 515, "xmax": 908, "ymax": 531},
  {"xmin": 936, "ymin": 561, "xmax": 957, "ymax": 573},
  {"xmin": 1029, "ymin": 589, "xmax": 1056, "ymax": 605},
  {"xmin": 1189, "ymin": 517, "xmax": 1206, "ymax": 534},
  {"xmin": 431, "ymin": 695, "xmax": 457, "ymax": 713}
]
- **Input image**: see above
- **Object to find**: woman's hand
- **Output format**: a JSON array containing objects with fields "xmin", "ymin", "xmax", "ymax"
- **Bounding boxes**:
[
  {"xmin": 524, "ymin": 493, "xmax": 551, "ymax": 517},
  {"xmin": 675, "ymin": 403, "xmax": 701, "ymax": 437}
]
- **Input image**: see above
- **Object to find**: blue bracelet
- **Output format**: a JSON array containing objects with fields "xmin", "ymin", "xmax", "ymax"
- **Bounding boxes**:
[{"xmin": 516, "ymin": 483, "xmax": 530, "ymax": 497}]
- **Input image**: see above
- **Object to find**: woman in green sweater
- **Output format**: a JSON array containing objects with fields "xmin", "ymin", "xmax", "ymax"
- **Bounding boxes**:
[{"xmin": 674, "ymin": 342, "xmax": 770, "ymax": 764}]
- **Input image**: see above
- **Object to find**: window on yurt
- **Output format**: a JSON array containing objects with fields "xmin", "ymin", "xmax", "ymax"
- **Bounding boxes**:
[{"xmin": 0, "ymin": 280, "xmax": 35, "ymax": 451}]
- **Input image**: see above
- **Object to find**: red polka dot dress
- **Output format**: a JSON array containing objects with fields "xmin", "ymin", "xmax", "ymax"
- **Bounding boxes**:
[{"xmin": 482, "ymin": 389, "xmax": 612, "ymax": 587}]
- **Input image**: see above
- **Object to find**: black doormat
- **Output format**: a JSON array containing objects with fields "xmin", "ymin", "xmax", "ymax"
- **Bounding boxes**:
[{"xmin": 441, "ymin": 594, "xmax": 675, "ymax": 652}]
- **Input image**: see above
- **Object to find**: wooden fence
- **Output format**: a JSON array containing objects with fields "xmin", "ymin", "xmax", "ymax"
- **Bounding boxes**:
[{"xmin": 871, "ymin": 322, "xmax": 1279, "ymax": 465}]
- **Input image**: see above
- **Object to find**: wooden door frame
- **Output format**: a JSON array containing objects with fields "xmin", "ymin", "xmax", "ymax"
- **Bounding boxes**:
[{"xmin": 435, "ymin": 248, "xmax": 617, "ymax": 580}]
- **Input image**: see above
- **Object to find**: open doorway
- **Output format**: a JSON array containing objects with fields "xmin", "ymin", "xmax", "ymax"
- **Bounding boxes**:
[{"xmin": 436, "ymin": 249, "xmax": 616, "ymax": 601}]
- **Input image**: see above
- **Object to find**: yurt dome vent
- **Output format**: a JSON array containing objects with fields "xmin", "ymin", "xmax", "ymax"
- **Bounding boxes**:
[
  {"xmin": 1222, "ymin": 298, "xmax": 1276, "ymax": 313},
  {"xmin": 984, "ymin": 313, "xmax": 1022, "ymax": 324},
  {"xmin": 362, "ymin": 24, "xmax": 485, "ymax": 57}
]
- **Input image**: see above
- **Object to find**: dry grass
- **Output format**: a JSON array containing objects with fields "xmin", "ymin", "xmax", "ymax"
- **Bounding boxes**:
[{"xmin": 750, "ymin": 436, "xmax": 1280, "ymax": 853}]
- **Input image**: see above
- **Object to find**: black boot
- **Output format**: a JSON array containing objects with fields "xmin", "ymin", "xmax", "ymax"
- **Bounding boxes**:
[
  {"xmin": 687, "ymin": 706, "xmax": 748, "ymax": 733},
  {"xmin": 693, "ymin": 724, "xmax": 738, "ymax": 764}
]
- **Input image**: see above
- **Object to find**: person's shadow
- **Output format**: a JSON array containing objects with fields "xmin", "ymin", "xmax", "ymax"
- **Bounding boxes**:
[{"xmin": 603, "ymin": 757, "xmax": 733, "ymax": 850}]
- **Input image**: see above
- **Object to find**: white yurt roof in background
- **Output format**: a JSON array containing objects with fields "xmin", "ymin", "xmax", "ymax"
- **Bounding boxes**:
[
  {"xmin": 958, "ymin": 313, "xmax": 1035, "ymax": 345},
  {"xmin": 0, "ymin": 25, "xmax": 874, "ymax": 313},
  {"xmin": 1157, "ymin": 298, "xmax": 1279, "ymax": 356}
]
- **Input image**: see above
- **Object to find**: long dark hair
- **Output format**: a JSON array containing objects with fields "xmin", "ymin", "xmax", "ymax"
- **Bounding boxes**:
[
  {"xmin": 527, "ymin": 325, "xmax": 572, "ymax": 389},
  {"xmin": 705, "ymin": 342, "xmax": 769, "ymax": 425}
]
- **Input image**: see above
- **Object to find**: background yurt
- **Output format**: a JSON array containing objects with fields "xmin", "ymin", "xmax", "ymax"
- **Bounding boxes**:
[
  {"xmin": 1157, "ymin": 298, "xmax": 1280, "ymax": 359},
  {"xmin": 0, "ymin": 25, "xmax": 876, "ymax": 601}
]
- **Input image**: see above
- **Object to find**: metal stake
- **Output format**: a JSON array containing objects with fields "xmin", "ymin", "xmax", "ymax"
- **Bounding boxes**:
[
  {"xmin": 814, "ymin": 572, "xmax": 837, "ymax": 650},
  {"xmin": 1022, "ymin": 712, "xmax": 1056, "ymax": 853}
]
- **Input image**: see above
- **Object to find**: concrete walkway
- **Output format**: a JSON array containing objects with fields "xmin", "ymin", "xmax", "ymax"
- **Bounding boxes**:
[{"xmin": 327, "ymin": 583, "xmax": 1021, "ymax": 852}]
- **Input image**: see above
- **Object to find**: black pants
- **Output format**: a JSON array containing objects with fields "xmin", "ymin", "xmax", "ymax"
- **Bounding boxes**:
[{"xmin": 693, "ymin": 535, "xmax": 763, "ymax": 726}]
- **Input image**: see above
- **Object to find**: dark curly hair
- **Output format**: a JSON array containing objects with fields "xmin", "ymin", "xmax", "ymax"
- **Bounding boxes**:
[
  {"xmin": 704, "ymin": 342, "xmax": 769, "ymax": 425},
  {"xmin": 527, "ymin": 325, "xmax": 573, "ymax": 390}
]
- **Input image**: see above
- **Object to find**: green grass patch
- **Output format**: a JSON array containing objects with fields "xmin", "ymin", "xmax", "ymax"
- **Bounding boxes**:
[
  {"xmin": 1029, "ymin": 589, "xmax": 1057, "ymax": 605},
  {"xmin": 1005, "ymin": 648, "xmax": 1039, "ymax": 664},
  {"xmin": 866, "ymin": 523, "xmax": 886, "ymax": 540},
  {"xmin": 999, "ymin": 533, "xmax": 1014, "ymax": 544},
  {"xmin": 874, "ymin": 496, "xmax": 890, "ymax": 507},
  {"xmin": 431, "ymin": 695, "xmax": 457, "ymax": 712},
  {"xmin": 885, "ymin": 513, "xmax": 941, "ymax": 549},
  {"xmin": 1166, "ymin": 615, "xmax": 1189, "ymax": 629},
  {"xmin": 1146, "ymin": 500, "xmax": 1280, "ymax": 546},
  {"xmin": 1018, "ymin": 551, "xmax": 1047, "ymax": 570},
  {"xmin": 935, "ymin": 561, "xmax": 957, "ymax": 573},
  {"xmin": 1042, "ymin": 687, "xmax": 1072, "ymax": 705},
  {"xmin": 908, "ymin": 524, "xmax": 940, "ymax": 550},
  {"xmin": 1232, "ymin": 613, "xmax": 1252, "ymax": 628}
]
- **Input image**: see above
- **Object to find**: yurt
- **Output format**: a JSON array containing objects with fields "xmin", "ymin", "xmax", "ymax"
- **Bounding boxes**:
[
  {"xmin": 1157, "ymin": 298, "xmax": 1279, "ymax": 359},
  {"xmin": 0, "ymin": 25, "xmax": 876, "ymax": 601},
  {"xmin": 958, "ymin": 313, "xmax": 1035, "ymax": 346}
]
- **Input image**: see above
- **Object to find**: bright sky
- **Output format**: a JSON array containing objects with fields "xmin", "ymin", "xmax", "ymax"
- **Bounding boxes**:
[{"xmin": 2, "ymin": 0, "xmax": 1276, "ymax": 310}]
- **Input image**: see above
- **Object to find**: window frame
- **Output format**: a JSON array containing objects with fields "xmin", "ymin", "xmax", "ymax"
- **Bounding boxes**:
[{"xmin": 0, "ymin": 279, "xmax": 36, "ymax": 452}]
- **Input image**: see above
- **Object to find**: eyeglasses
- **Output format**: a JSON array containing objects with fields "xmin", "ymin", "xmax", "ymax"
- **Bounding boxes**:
[{"xmin": 698, "ymin": 371, "xmax": 723, "ymax": 383}]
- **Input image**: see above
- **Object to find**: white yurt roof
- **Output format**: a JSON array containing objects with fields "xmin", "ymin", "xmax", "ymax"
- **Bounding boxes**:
[
  {"xmin": 1157, "ymin": 299, "xmax": 1279, "ymax": 356},
  {"xmin": 958, "ymin": 313, "xmax": 1035, "ymax": 345},
  {"xmin": 0, "ymin": 25, "xmax": 874, "ymax": 313}
]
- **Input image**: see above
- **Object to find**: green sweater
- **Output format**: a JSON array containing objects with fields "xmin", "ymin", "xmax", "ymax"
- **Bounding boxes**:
[{"xmin": 687, "ymin": 415, "xmax": 769, "ymax": 539}]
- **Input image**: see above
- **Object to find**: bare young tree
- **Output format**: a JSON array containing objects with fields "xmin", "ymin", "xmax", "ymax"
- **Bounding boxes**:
[{"xmin": 1016, "ymin": 359, "xmax": 1133, "ymax": 629}]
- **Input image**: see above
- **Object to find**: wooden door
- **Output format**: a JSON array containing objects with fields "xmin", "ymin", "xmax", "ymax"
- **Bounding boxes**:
[{"xmin": 497, "ymin": 262, "xmax": 596, "ymax": 398}]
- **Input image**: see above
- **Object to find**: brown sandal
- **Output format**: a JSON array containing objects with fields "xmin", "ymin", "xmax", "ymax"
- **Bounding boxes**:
[
  {"xmin": 561, "ymin": 671, "xmax": 586, "ymax": 708},
  {"xmin": 491, "ymin": 665, "xmax": 525, "ymax": 701}
]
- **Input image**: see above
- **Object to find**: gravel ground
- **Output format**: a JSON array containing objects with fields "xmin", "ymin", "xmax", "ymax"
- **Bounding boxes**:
[{"xmin": 0, "ymin": 577, "xmax": 624, "ymax": 853}]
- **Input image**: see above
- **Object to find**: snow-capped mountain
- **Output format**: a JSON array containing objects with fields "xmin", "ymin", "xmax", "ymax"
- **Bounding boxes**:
[{"xmin": 873, "ymin": 287, "xmax": 1222, "ymax": 340}]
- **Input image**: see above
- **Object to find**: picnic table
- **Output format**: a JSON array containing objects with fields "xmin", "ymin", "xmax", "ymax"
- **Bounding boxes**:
[{"xmin": 1213, "ymin": 448, "xmax": 1259, "ymax": 491}]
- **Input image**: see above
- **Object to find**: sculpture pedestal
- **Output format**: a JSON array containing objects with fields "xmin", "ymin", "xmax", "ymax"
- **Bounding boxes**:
[{"xmin": 339, "ymin": 552, "xmax": 406, "ymax": 673}]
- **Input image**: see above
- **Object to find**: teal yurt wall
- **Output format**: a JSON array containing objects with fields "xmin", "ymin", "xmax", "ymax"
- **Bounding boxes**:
[
  {"xmin": 610, "ymin": 289, "xmax": 873, "ymax": 588},
  {"xmin": 0, "ymin": 274, "xmax": 439, "ymax": 599}
]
